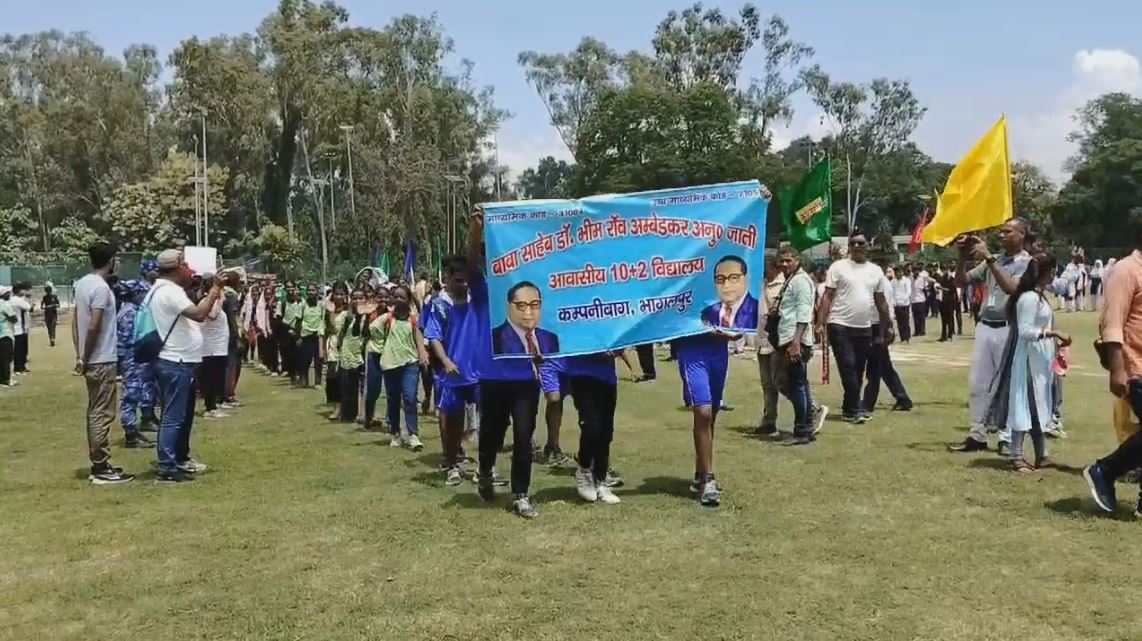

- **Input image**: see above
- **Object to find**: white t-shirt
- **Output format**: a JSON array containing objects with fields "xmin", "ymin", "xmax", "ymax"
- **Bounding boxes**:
[
  {"xmin": 892, "ymin": 277, "xmax": 912, "ymax": 307},
  {"xmin": 824, "ymin": 259, "xmax": 886, "ymax": 329},
  {"xmin": 201, "ymin": 298, "xmax": 230, "ymax": 357},
  {"xmin": 9, "ymin": 295, "xmax": 30, "ymax": 336},
  {"xmin": 911, "ymin": 271, "xmax": 929, "ymax": 304},
  {"xmin": 149, "ymin": 279, "xmax": 203, "ymax": 364}
]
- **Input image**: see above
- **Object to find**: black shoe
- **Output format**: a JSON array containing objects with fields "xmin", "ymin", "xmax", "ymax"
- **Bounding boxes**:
[
  {"xmin": 891, "ymin": 401, "xmax": 914, "ymax": 412},
  {"xmin": 636, "ymin": 375, "xmax": 656, "ymax": 383},
  {"xmin": 781, "ymin": 434, "xmax": 814, "ymax": 446},
  {"xmin": 124, "ymin": 434, "xmax": 155, "ymax": 448},
  {"xmin": 89, "ymin": 467, "xmax": 135, "ymax": 485},
  {"xmin": 753, "ymin": 424, "xmax": 778, "ymax": 436},
  {"xmin": 477, "ymin": 473, "xmax": 496, "ymax": 502},
  {"xmin": 720, "ymin": 403, "xmax": 736, "ymax": 412},
  {"xmin": 949, "ymin": 437, "xmax": 988, "ymax": 452},
  {"xmin": 156, "ymin": 470, "xmax": 196, "ymax": 484},
  {"xmin": 139, "ymin": 421, "xmax": 160, "ymax": 433}
]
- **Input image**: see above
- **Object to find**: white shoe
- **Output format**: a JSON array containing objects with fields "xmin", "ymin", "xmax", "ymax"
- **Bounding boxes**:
[
  {"xmin": 576, "ymin": 467, "xmax": 597, "ymax": 502},
  {"xmin": 389, "ymin": 433, "xmax": 402, "ymax": 448},
  {"xmin": 219, "ymin": 402, "xmax": 240, "ymax": 410},
  {"xmin": 596, "ymin": 483, "xmax": 621, "ymax": 505},
  {"xmin": 813, "ymin": 405, "xmax": 829, "ymax": 435},
  {"xmin": 205, "ymin": 409, "xmax": 230, "ymax": 419},
  {"xmin": 407, "ymin": 434, "xmax": 424, "ymax": 451}
]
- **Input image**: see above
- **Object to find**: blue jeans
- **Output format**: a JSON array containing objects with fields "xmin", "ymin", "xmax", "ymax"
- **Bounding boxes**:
[
  {"xmin": 153, "ymin": 359, "xmax": 197, "ymax": 472},
  {"xmin": 778, "ymin": 344, "xmax": 813, "ymax": 435},
  {"xmin": 364, "ymin": 353, "xmax": 384, "ymax": 427},
  {"xmin": 384, "ymin": 362, "xmax": 420, "ymax": 436}
]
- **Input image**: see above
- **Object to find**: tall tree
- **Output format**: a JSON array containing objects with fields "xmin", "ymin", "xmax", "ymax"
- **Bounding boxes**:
[
  {"xmin": 651, "ymin": 3, "xmax": 761, "ymax": 91},
  {"xmin": 516, "ymin": 156, "xmax": 574, "ymax": 199}
]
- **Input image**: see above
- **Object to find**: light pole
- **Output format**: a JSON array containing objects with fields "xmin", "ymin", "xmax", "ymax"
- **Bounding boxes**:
[
  {"xmin": 201, "ymin": 112, "xmax": 209, "ymax": 247},
  {"xmin": 339, "ymin": 124, "xmax": 356, "ymax": 224},
  {"xmin": 192, "ymin": 134, "xmax": 202, "ymax": 246},
  {"xmin": 444, "ymin": 174, "xmax": 466, "ymax": 253}
]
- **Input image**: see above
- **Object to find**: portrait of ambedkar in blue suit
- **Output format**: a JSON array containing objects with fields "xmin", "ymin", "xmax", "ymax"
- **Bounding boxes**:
[
  {"xmin": 492, "ymin": 281, "xmax": 561, "ymax": 356},
  {"xmin": 699, "ymin": 255, "xmax": 759, "ymax": 331}
]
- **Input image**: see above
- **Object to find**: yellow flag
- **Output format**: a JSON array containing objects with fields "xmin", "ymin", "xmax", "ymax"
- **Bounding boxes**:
[{"xmin": 921, "ymin": 115, "xmax": 1013, "ymax": 246}]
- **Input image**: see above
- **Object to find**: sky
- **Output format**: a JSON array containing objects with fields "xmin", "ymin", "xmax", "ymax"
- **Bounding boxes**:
[{"xmin": 6, "ymin": 0, "xmax": 1142, "ymax": 183}]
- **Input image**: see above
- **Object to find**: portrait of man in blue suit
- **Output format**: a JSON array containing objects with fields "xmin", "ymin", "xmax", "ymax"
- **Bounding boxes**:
[
  {"xmin": 493, "ymin": 281, "xmax": 561, "ymax": 356},
  {"xmin": 700, "ymin": 255, "xmax": 759, "ymax": 331}
]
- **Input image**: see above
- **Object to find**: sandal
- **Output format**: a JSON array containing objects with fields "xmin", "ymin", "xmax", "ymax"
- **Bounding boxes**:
[{"xmin": 1012, "ymin": 459, "xmax": 1036, "ymax": 473}]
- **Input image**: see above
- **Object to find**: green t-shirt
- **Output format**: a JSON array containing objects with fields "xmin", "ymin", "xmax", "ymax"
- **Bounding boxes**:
[
  {"xmin": 281, "ymin": 300, "xmax": 304, "ymax": 326},
  {"xmin": 369, "ymin": 313, "xmax": 420, "ymax": 370},
  {"xmin": 336, "ymin": 311, "xmax": 364, "ymax": 369},
  {"xmin": 300, "ymin": 304, "xmax": 325, "ymax": 336}
]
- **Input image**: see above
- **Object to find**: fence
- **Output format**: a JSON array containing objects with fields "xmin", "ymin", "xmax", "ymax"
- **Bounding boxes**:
[{"xmin": 0, "ymin": 253, "xmax": 144, "ymax": 306}]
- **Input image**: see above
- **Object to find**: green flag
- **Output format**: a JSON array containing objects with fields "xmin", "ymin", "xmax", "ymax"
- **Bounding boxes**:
[{"xmin": 780, "ymin": 157, "xmax": 833, "ymax": 251}]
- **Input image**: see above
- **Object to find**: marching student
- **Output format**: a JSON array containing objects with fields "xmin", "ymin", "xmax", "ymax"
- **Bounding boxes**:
[
  {"xmin": 277, "ymin": 281, "xmax": 303, "ymax": 384},
  {"xmin": 538, "ymin": 360, "xmax": 574, "ymax": 466},
  {"xmin": 42, "ymin": 283, "xmax": 60, "ymax": 347},
  {"xmin": 569, "ymin": 352, "xmax": 622, "ymax": 505},
  {"xmin": 366, "ymin": 284, "xmax": 429, "ymax": 450},
  {"xmin": 468, "ymin": 211, "xmax": 546, "ymax": 519},
  {"xmin": 891, "ymin": 266, "xmax": 913, "ymax": 343},
  {"xmin": 336, "ymin": 288, "xmax": 369, "ymax": 424},
  {"xmin": 200, "ymin": 275, "xmax": 232, "ymax": 419},
  {"xmin": 679, "ymin": 325, "xmax": 741, "ymax": 507},
  {"xmin": 424, "ymin": 255, "xmax": 478, "ymax": 486},
  {"xmin": 325, "ymin": 284, "xmax": 347, "ymax": 411},
  {"xmin": 297, "ymin": 284, "xmax": 325, "ymax": 388}
]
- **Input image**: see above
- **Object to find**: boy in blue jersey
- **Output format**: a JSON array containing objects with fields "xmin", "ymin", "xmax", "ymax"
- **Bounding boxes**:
[
  {"xmin": 424, "ymin": 255, "xmax": 479, "ymax": 487},
  {"xmin": 677, "ymin": 328, "xmax": 741, "ymax": 507},
  {"xmin": 567, "ymin": 353, "xmax": 622, "ymax": 505},
  {"xmin": 468, "ymin": 212, "xmax": 544, "ymax": 519}
]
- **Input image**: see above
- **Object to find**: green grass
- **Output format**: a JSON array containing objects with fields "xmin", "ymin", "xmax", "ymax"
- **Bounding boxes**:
[{"xmin": 1, "ymin": 312, "xmax": 1137, "ymax": 641}]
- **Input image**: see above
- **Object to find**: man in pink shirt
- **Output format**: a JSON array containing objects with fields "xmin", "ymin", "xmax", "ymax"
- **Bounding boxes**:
[{"xmin": 1084, "ymin": 243, "xmax": 1142, "ymax": 516}]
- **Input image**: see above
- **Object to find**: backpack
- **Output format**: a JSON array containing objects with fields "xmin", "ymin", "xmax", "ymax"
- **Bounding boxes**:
[{"xmin": 132, "ymin": 282, "xmax": 181, "ymax": 363}]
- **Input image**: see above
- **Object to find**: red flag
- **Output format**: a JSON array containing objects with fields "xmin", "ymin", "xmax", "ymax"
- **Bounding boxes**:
[{"xmin": 909, "ymin": 205, "xmax": 929, "ymax": 255}]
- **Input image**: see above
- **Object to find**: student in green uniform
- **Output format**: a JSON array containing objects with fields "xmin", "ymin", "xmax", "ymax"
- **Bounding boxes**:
[
  {"xmin": 367, "ymin": 284, "xmax": 430, "ymax": 450},
  {"xmin": 297, "ymin": 284, "xmax": 326, "ymax": 388},
  {"xmin": 337, "ymin": 288, "xmax": 368, "ymax": 424}
]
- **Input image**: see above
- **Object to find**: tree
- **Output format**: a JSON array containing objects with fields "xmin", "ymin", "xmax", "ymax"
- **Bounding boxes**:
[
  {"xmin": 1010, "ymin": 161, "xmax": 1057, "ymax": 238},
  {"xmin": 517, "ymin": 157, "xmax": 574, "ymax": 199},
  {"xmin": 651, "ymin": 3, "xmax": 761, "ymax": 91},
  {"xmin": 1055, "ymin": 93, "xmax": 1142, "ymax": 248},
  {"xmin": 804, "ymin": 69, "xmax": 926, "ymax": 232},
  {"xmin": 743, "ymin": 15, "xmax": 814, "ymax": 138}
]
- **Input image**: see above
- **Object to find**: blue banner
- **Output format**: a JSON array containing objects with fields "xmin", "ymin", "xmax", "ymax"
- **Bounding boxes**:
[{"xmin": 482, "ymin": 180, "xmax": 769, "ymax": 358}]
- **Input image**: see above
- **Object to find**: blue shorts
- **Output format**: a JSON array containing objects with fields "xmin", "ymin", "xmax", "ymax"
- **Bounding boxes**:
[
  {"xmin": 437, "ymin": 384, "xmax": 478, "ymax": 413},
  {"xmin": 678, "ymin": 354, "xmax": 728, "ymax": 408},
  {"xmin": 539, "ymin": 367, "xmax": 570, "ymax": 397}
]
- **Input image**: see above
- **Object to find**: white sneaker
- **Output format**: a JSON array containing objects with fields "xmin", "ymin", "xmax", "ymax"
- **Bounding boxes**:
[
  {"xmin": 407, "ymin": 434, "xmax": 424, "ymax": 451},
  {"xmin": 219, "ymin": 402, "xmax": 239, "ymax": 410},
  {"xmin": 813, "ymin": 405, "xmax": 829, "ymax": 435},
  {"xmin": 576, "ymin": 467, "xmax": 597, "ymax": 502},
  {"xmin": 204, "ymin": 409, "xmax": 230, "ymax": 419},
  {"xmin": 389, "ymin": 433, "xmax": 402, "ymax": 448},
  {"xmin": 596, "ymin": 483, "xmax": 621, "ymax": 505}
]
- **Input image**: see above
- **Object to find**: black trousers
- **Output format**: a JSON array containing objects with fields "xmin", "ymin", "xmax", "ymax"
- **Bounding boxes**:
[
  {"xmin": 635, "ymin": 343, "xmax": 657, "ymax": 379},
  {"xmin": 478, "ymin": 379, "xmax": 541, "ymax": 495},
  {"xmin": 325, "ymin": 362, "xmax": 340, "ymax": 403},
  {"xmin": 939, "ymin": 303, "xmax": 957, "ymax": 340},
  {"xmin": 827, "ymin": 324, "xmax": 872, "ymax": 418},
  {"xmin": 1098, "ymin": 380, "xmax": 1142, "ymax": 486},
  {"xmin": 44, "ymin": 313, "xmax": 57, "ymax": 344},
  {"xmin": 258, "ymin": 335, "xmax": 279, "ymax": 372},
  {"xmin": 911, "ymin": 302, "xmax": 927, "ymax": 337},
  {"xmin": 862, "ymin": 324, "xmax": 910, "ymax": 410},
  {"xmin": 276, "ymin": 324, "xmax": 297, "ymax": 378},
  {"xmin": 297, "ymin": 335, "xmax": 320, "ymax": 386},
  {"xmin": 570, "ymin": 375, "xmax": 617, "ymax": 482},
  {"xmin": 199, "ymin": 355, "xmax": 228, "ymax": 411},
  {"xmin": 894, "ymin": 306, "xmax": 911, "ymax": 342},
  {"xmin": 0, "ymin": 336, "xmax": 12, "ymax": 385},
  {"xmin": 339, "ymin": 366, "xmax": 362, "ymax": 422},
  {"xmin": 13, "ymin": 334, "xmax": 28, "ymax": 372}
]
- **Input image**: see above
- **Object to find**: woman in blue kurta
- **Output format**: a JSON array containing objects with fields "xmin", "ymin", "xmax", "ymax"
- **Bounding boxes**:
[{"xmin": 986, "ymin": 253, "xmax": 1072, "ymax": 472}]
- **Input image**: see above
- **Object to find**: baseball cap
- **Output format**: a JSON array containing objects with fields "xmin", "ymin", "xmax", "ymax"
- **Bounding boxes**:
[
  {"xmin": 156, "ymin": 249, "xmax": 182, "ymax": 270},
  {"xmin": 0, "ymin": 285, "xmax": 10, "ymax": 296}
]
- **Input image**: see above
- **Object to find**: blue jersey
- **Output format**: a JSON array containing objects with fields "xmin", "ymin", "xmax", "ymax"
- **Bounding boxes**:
[
  {"xmin": 423, "ymin": 292, "xmax": 477, "ymax": 388},
  {"xmin": 471, "ymin": 271, "xmax": 536, "ymax": 381},
  {"xmin": 565, "ymin": 354, "xmax": 618, "ymax": 385}
]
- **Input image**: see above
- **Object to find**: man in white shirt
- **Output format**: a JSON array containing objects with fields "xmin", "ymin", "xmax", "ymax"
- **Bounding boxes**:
[
  {"xmin": 815, "ymin": 229, "xmax": 893, "ymax": 423},
  {"xmin": 149, "ymin": 249, "xmax": 222, "ymax": 483},
  {"xmin": 0, "ymin": 286, "xmax": 15, "ymax": 387},
  {"xmin": 890, "ymin": 266, "xmax": 913, "ymax": 343},
  {"xmin": 911, "ymin": 266, "xmax": 929, "ymax": 336},
  {"xmin": 73, "ymin": 242, "xmax": 133, "ymax": 485},
  {"xmin": 10, "ymin": 283, "xmax": 32, "ymax": 374}
]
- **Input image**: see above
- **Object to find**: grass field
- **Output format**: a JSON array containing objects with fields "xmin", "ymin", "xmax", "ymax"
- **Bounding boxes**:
[{"xmin": 1, "ymin": 311, "xmax": 1138, "ymax": 641}]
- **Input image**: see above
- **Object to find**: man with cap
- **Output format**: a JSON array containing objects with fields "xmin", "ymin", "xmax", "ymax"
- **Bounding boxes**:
[
  {"xmin": 73, "ymin": 241, "xmax": 134, "ymax": 484},
  {"xmin": 149, "ymin": 248, "xmax": 222, "ymax": 483},
  {"xmin": 0, "ymin": 286, "xmax": 15, "ymax": 388}
]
